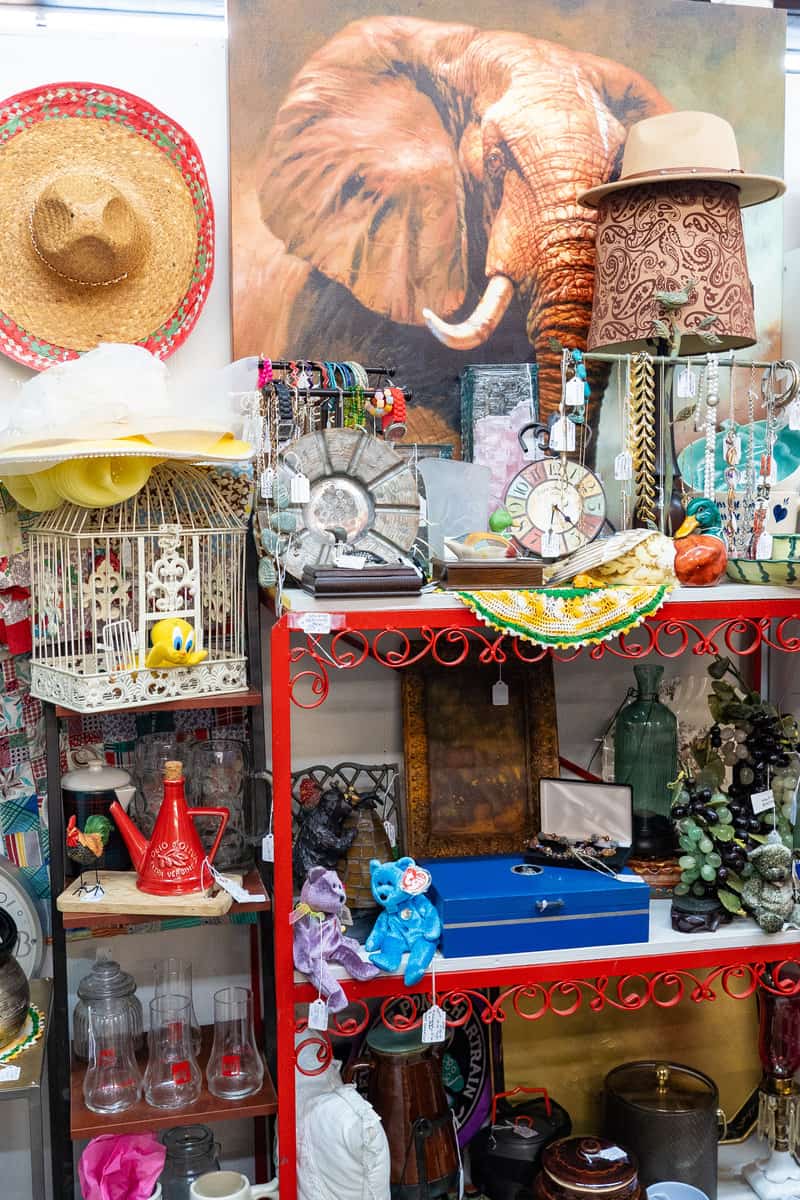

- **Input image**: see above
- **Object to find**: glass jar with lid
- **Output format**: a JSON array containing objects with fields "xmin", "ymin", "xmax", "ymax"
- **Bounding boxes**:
[
  {"xmin": 160, "ymin": 1125, "xmax": 221, "ymax": 1199},
  {"xmin": 73, "ymin": 959, "xmax": 144, "ymax": 1061}
]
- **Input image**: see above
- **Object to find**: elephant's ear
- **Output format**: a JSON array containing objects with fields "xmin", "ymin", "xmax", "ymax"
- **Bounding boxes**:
[
  {"xmin": 260, "ymin": 42, "xmax": 468, "ymax": 325},
  {"xmin": 579, "ymin": 51, "xmax": 672, "ymax": 128}
]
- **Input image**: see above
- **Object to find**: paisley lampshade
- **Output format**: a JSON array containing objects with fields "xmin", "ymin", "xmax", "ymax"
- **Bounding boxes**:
[{"xmin": 586, "ymin": 180, "xmax": 757, "ymax": 354}]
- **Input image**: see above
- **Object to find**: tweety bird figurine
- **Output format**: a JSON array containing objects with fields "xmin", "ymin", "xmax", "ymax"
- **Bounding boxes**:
[{"xmin": 145, "ymin": 619, "xmax": 208, "ymax": 669}]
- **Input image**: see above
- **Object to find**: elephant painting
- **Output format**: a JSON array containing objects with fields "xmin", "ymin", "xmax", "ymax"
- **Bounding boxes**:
[{"xmin": 242, "ymin": 16, "xmax": 672, "ymax": 438}]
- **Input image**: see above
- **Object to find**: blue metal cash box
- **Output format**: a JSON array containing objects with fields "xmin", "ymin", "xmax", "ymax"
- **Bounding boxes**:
[{"xmin": 423, "ymin": 855, "xmax": 650, "ymax": 958}]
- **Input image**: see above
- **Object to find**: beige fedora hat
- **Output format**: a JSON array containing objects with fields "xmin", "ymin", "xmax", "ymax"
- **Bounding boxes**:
[{"xmin": 580, "ymin": 110, "xmax": 785, "ymax": 209}]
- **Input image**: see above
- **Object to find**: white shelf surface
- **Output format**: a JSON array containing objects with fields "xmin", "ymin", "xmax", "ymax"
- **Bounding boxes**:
[
  {"xmin": 296, "ymin": 899, "xmax": 800, "ymax": 985},
  {"xmin": 281, "ymin": 582, "xmax": 800, "ymax": 617}
]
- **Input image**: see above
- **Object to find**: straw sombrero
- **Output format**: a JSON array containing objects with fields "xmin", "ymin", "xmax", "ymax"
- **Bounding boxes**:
[
  {"xmin": 579, "ymin": 111, "xmax": 785, "ymax": 209},
  {"xmin": 0, "ymin": 81, "xmax": 214, "ymax": 370}
]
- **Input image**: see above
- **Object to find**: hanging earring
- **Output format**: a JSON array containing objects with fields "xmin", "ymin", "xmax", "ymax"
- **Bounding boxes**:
[{"xmin": 703, "ymin": 353, "xmax": 719, "ymax": 501}]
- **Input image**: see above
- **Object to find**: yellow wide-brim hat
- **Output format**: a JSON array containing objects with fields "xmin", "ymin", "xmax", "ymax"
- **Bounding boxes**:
[
  {"xmin": 579, "ymin": 111, "xmax": 785, "ymax": 209},
  {"xmin": 0, "ymin": 81, "xmax": 214, "ymax": 369}
]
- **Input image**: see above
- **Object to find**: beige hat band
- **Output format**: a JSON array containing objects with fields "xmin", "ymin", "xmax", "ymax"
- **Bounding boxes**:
[{"xmin": 622, "ymin": 166, "xmax": 744, "ymax": 182}]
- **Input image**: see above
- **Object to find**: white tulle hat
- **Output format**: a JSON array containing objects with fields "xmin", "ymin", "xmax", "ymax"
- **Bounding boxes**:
[{"xmin": 0, "ymin": 344, "xmax": 254, "ymax": 474}]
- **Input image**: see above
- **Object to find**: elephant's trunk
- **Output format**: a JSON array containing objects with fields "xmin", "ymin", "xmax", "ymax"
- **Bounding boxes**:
[{"xmin": 423, "ymin": 275, "xmax": 514, "ymax": 350}]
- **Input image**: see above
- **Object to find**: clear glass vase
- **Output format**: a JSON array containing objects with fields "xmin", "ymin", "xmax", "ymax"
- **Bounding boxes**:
[
  {"xmin": 153, "ymin": 957, "xmax": 202, "ymax": 1057},
  {"xmin": 206, "ymin": 986, "xmax": 264, "ymax": 1101},
  {"xmin": 83, "ymin": 1000, "xmax": 142, "ymax": 1114},
  {"xmin": 133, "ymin": 733, "xmax": 193, "ymax": 838},
  {"xmin": 144, "ymin": 995, "xmax": 202, "ymax": 1110},
  {"xmin": 614, "ymin": 664, "xmax": 678, "ymax": 859}
]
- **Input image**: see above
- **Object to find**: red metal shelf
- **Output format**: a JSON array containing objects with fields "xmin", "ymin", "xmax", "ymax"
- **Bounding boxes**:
[{"xmin": 268, "ymin": 583, "xmax": 800, "ymax": 1200}]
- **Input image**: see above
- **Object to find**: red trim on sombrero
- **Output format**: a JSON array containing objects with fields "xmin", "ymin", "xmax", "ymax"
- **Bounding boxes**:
[{"xmin": 0, "ymin": 80, "xmax": 214, "ymax": 371}]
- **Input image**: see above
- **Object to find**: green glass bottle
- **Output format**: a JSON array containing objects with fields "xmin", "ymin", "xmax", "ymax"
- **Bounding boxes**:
[{"xmin": 614, "ymin": 664, "xmax": 677, "ymax": 859}]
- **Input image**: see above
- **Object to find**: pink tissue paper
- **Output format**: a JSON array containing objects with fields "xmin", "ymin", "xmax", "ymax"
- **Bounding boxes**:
[{"xmin": 78, "ymin": 1133, "xmax": 166, "ymax": 1200}]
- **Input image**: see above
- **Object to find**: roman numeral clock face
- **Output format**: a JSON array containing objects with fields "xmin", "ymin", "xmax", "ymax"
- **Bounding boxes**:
[{"xmin": 505, "ymin": 458, "xmax": 606, "ymax": 558}]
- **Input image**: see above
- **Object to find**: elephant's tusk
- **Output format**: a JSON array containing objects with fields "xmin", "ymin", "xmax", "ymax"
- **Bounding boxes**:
[{"xmin": 422, "ymin": 275, "xmax": 514, "ymax": 350}]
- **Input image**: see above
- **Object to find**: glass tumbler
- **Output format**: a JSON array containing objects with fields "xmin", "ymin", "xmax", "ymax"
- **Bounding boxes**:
[
  {"xmin": 154, "ymin": 956, "xmax": 202, "ymax": 1057},
  {"xmin": 83, "ymin": 1000, "xmax": 142, "ymax": 1114},
  {"xmin": 144, "ymin": 995, "xmax": 202, "ymax": 1110},
  {"xmin": 188, "ymin": 737, "xmax": 252, "ymax": 871},
  {"xmin": 133, "ymin": 733, "xmax": 193, "ymax": 838},
  {"xmin": 206, "ymin": 986, "xmax": 264, "ymax": 1101}
]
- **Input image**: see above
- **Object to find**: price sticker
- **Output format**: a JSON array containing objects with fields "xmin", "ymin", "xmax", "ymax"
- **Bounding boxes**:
[
  {"xmin": 262, "ymin": 833, "xmax": 275, "ymax": 862},
  {"xmin": 751, "ymin": 788, "xmax": 775, "ymax": 815},
  {"xmin": 308, "ymin": 999, "xmax": 329, "ymax": 1031},
  {"xmin": 768, "ymin": 461, "xmax": 779, "ymax": 485},
  {"xmin": 337, "ymin": 554, "xmax": 365, "ymax": 569},
  {"xmin": 789, "ymin": 399, "xmax": 800, "ymax": 432},
  {"xmin": 300, "ymin": 612, "xmax": 332, "ymax": 635},
  {"xmin": 756, "ymin": 532, "xmax": 774, "ymax": 561},
  {"xmin": 541, "ymin": 531, "xmax": 561, "ymax": 558},
  {"xmin": 676, "ymin": 368, "xmax": 697, "ymax": 400},
  {"xmin": 549, "ymin": 417, "xmax": 575, "ymax": 452},
  {"xmin": 421, "ymin": 1004, "xmax": 446, "ymax": 1043},
  {"xmin": 492, "ymin": 680, "xmax": 509, "ymax": 706},
  {"xmin": 565, "ymin": 377, "xmax": 584, "ymax": 406},
  {"xmin": 0, "ymin": 1065, "xmax": 20, "ymax": 1083},
  {"xmin": 383, "ymin": 819, "xmax": 397, "ymax": 846},
  {"xmin": 260, "ymin": 468, "xmax": 275, "ymax": 499},
  {"xmin": 172, "ymin": 1061, "xmax": 191, "ymax": 1085},
  {"xmin": 290, "ymin": 472, "xmax": 311, "ymax": 503},
  {"xmin": 614, "ymin": 451, "xmax": 633, "ymax": 481},
  {"xmin": 222, "ymin": 1054, "xmax": 241, "ymax": 1077}
]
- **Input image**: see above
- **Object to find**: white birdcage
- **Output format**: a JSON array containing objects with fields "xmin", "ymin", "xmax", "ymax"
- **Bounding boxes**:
[{"xmin": 29, "ymin": 464, "xmax": 249, "ymax": 712}]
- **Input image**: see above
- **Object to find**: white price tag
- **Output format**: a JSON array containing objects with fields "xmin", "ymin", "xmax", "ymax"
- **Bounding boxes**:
[
  {"xmin": 308, "ymin": 999, "xmax": 329, "ymax": 1031},
  {"xmin": 300, "ymin": 612, "xmax": 332, "ymax": 634},
  {"xmin": 756, "ymin": 532, "xmax": 774, "ymax": 560},
  {"xmin": 78, "ymin": 888, "xmax": 105, "ymax": 903},
  {"xmin": 751, "ymin": 788, "xmax": 775, "ymax": 815},
  {"xmin": 614, "ymin": 451, "xmax": 633, "ymax": 481},
  {"xmin": 549, "ymin": 417, "xmax": 575, "ymax": 452},
  {"xmin": 0, "ymin": 1065, "xmax": 21, "ymax": 1082},
  {"xmin": 260, "ymin": 468, "xmax": 275, "ymax": 499},
  {"xmin": 789, "ymin": 399, "xmax": 800, "ymax": 432},
  {"xmin": 207, "ymin": 863, "xmax": 267, "ymax": 904},
  {"xmin": 290, "ymin": 472, "xmax": 311, "ymax": 503},
  {"xmin": 512, "ymin": 1124, "xmax": 537, "ymax": 1140},
  {"xmin": 337, "ymin": 554, "xmax": 365, "ymax": 569},
  {"xmin": 791, "ymin": 778, "xmax": 800, "ymax": 826},
  {"xmin": 589, "ymin": 1147, "xmax": 629, "ymax": 1164},
  {"xmin": 383, "ymin": 820, "xmax": 397, "ymax": 846},
  {"xmin": 419, "ymin": 495, "xmax": 427, "ymax": 524},
  {"xmin": 676, "ymin": 368, "xmax": 697, "ymax": 400},
  {"xmin": 121, "ymin": 537, "xmax": 133, "ymax": 570},
  {"xmin": 768, "ymin": 462, "xmax": 779, "ymax": 485},
  {"xmin": 492, "ymin": 680, "xmax": 509, "ymax": 706},
  {"xmin": 421, "ymin": 1003, "xmax": 446, "ymax": 1043},
  {"xmin": 262, "ymin": 833, "xmax": 275, "ymax": 863},
  {"xmin": 565, "ymin": 377, "xmax": 584, "ymax": 406},
  {"xmin": 541, "ymin": 530, "xmax": 561, "ymax": 558}
]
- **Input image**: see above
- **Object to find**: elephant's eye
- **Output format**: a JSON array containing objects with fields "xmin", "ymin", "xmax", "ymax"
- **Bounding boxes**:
[{"xmin": 485, "ymin": 148, "xmax": 506, "ymax": 179}]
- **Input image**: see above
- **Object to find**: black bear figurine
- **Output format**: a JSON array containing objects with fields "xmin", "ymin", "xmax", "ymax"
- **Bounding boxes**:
[{"xmin": 293, "ymin": 785, "xmax": 359, "ymax": 885}]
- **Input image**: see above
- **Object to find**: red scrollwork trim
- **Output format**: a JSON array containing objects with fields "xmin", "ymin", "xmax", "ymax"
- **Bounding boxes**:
[{"xmin": 287, "ymin": 618, "xmax": 800, "ymax": 707}]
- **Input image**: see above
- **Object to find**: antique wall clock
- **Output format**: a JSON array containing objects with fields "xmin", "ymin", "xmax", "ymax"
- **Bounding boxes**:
[{"xmin": 504, "ymin": 421, "xmax": 607, "ymax": 559}]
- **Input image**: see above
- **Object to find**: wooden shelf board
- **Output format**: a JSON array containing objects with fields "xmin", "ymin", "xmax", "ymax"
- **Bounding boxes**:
[
  {"xmin": 61, "ymin": 869, "xmax": 270, "ymax": 929},
  {"xmin": 70, "ymin": 1026, "xmax": 276, "ymax": 1139},
  {"xmin": 55, "ymin": 689, "xmax": 263, "ymax": 718}
]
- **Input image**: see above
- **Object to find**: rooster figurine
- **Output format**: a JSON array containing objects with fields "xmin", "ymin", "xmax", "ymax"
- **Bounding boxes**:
[
  {"xmin": 66, "ymin": 814, "xmax": 113, "ymax": 898},
  {"xmin": 673, "ymin": 497, "xmax": 728, "ymax": 587}
]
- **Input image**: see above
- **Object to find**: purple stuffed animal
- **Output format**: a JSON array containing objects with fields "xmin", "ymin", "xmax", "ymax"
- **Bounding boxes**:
[{"xmin": 292, "ymin": 867, "xmax": 379, "ymax": 1012}]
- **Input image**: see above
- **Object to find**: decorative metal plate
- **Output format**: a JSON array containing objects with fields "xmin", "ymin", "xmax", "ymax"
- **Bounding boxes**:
[{"xmin": 283, "ymin": 429, "xmax": 420, "ymax": 577}]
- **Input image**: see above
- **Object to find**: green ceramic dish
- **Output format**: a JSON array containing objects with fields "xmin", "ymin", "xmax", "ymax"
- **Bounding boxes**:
[
  {"xmin": 726, "ymin": 558, "xmax": 800, "ymax": 585},
  {"xmin": 769, "ymin": 535, "xmax": 800, "ymax": 560}
]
